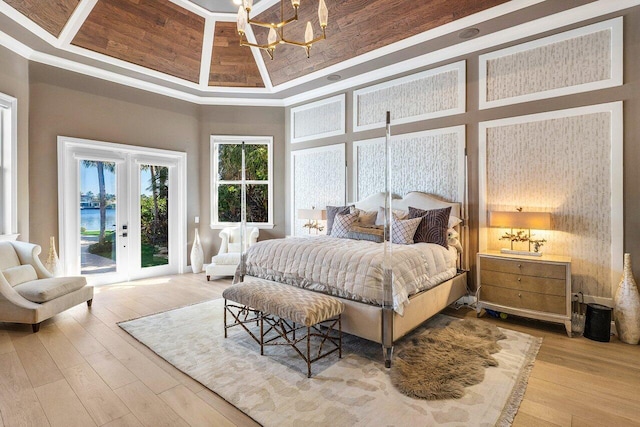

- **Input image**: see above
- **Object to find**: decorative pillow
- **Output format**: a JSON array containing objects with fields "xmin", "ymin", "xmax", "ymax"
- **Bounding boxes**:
[
  {"xmin": 408, "ymin": 206, "xmax": 451, "ymax": 248},
  {"xmin": 447, "ymin": 228, "xmax": 463, "ymax": 253},
  {"xmin": 449, "ymin": 216, "xmax": 462, "ymax": 228},
  {"xmin": 391, "ymin": 217, "xmax": 422, "ymax": 245},
  {"xmin": 326, "ymin": 205, "xmax": 353, "ymax": 235},
  {"xmin": 353, "ymin": 208, "xmax": 378, "ymax": 226},
  {"xmin": 331, "ymin": 212, "xmax": 360, "ymax": 238},
  {"xmin": 375, "ymin": 207, "xmax": 408, "ymax": 226},
  {"xmin": 346, "ymin": 225, "xmax": 385, "ymax": 243},
  {"xmin": 2, "ymin": 264, "xmax": 37, "ymax": 287}
]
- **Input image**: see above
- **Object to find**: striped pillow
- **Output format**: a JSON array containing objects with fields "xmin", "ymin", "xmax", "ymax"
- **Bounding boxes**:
[
  {"xmin": 391, "ymin": 217, "xmax": 422, "ymax": 245},
  {"xmin": 331, "ymin": 212, "xmax": 360, "ymax": 238},
  {"xmin": 408, "ymin": 206, "xmax": 451, "ymax": 248}
]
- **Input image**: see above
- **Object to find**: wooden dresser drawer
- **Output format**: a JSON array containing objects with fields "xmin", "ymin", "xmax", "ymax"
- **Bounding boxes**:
[
  {"xmin": 480, "ymin": 270, "xmax": 565, "ymax": 296},
  {"xmin": 480, "ymin": 285, "xmax": 566, "ymax": 315},
  {"xmin": 481, "ymin": 257, "xmax": 566, "ymax": 279}
]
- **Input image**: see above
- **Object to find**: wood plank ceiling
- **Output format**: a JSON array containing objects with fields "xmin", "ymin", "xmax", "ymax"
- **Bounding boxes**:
[
  {"xmin": 72, "ymin": 0, "xmax": 206, "ymax": 83},
  {"xmin": 5, "ymin": 0, "xmax": 80, "ymax": 37},
  {"xmin": 209, "ymin": 22, "xmax": 264, "ymax": 88},
  {"xmin": 254, "ymin": 0, "xmax": 510, "ymax": 86},
  {"xmin": 5, "ymin": 0, "xmax": 510, "ymax": 88}
]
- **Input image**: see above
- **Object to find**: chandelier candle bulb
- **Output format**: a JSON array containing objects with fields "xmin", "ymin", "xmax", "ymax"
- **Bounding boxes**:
[
  {"xmin": 236, "ymin": 7, "xmax": 247, "ymax": 34},
  {"xmin": 305, "ymin": 22, "xmax": 314, "ymax": 43},
  {"xmin": 319, "ymin": 0, "xmax": 328, "ymax": 27},
  {"xmin": 244, "ymin": 0, "xmax": 253, "ymax": 11},
  {"xmin": 292, "ymin": 0, "xmax": 300, "ymax": 7}
]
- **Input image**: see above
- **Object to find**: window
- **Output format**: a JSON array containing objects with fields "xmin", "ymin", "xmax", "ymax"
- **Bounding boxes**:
[
  {"xmin": 211, "ymin": 136, "xmax": 273, "ymax": 228},
  {"xmin": 0, "ymin": 93, "xmax": 17, "ymax": 237}
]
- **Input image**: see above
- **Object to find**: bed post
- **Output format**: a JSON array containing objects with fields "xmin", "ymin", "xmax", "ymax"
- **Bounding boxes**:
[
  {"xmin": 382, "ymin": 110, "xmax": 394, "ymax": 368},
  {"xmin": 239, "ymin": 141, "xmax": 247, "ymax": 283}
]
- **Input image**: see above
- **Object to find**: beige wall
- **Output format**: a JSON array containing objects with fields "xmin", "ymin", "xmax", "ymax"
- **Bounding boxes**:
[
  {"xmin": 199, "ymin": 106, "xmax": 286, "ymax": 261},
  {"xmin": 27, "ymin": 63, "xmax": 286, "ymax": 266},
  {"xmin": 0, "ymin": 46, "xmax": 29, "ymax": 241},
  {"xmin": 286, "ymin": 7, "xmax": 640, "ymax": 288},
  {"xmin": 28, "ymin": 63, "xmax": 201, "ymax": 262}
]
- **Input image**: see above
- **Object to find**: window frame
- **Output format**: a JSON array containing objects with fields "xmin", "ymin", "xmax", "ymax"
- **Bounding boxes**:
[
  {"xmin": 210, "ymin": 135, "xmax": 274, "ymax": 229},
  {"xmin": 0, "ymin": 93, "xmax": 17, "ymax": 238}
]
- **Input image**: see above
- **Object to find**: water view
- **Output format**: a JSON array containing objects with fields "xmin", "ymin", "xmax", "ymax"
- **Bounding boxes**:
[{"xmin": 81, "ymin": 208, "xmax": 116, "ymax": 232}]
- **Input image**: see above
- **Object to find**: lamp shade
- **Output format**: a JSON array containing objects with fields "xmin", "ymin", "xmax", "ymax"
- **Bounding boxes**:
[
  {"xmin": 298, "ymin": 208, "xmax": 327, "ymax": 220},
  {"xmin": 489, "ymin": 211, "xmax": 551, "ymax": 230}
]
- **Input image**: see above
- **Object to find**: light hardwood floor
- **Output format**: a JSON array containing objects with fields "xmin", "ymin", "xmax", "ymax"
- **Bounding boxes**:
[{"xmin": 0, "ymin": 273, "xmax": 638, "ymax": 426}]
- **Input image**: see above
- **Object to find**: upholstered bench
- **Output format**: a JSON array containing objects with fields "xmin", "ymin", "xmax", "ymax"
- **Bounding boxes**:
[{"xmin": 222, "ymin": 279, "xmax": 344, "ymax": 377}]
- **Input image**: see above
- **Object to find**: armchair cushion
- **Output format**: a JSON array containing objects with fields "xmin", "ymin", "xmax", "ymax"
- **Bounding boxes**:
[
  {"xmin": 14, "ymin": 276, "xmax": 87, "ymax": 303},
  {"xmin": 0, "ymin": 242, "xmax": 21, "ymax": 270},
  {"xmin": 3, "ymin": 265, "xmax": 38, "ymax": 287},
  {"xmin": 211, "ymin": 253, "xmax": 241, "ymax": 265}
]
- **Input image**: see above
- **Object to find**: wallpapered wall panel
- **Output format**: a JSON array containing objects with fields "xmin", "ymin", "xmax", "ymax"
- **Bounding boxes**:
[
  {"xmin": 481, "ymin": 18, "xmax": 622, "ymax": 108},
  {"xmin": 354, "ymin": 127, "xmax": 465, "ymax": 203},
  {"xmin": 291, "ymin": 94, "xmax": 345, "ymax": 143},
  {"xmin": 353, "ymin": 61, "xmax": 465, "ymax": 131},
  {"xmin": 482, "ymin": 107, "xmax": 622, "ymax": 298},
  {"xmin": 292, "ymin": 144, "xmax": 345, "ymax": 236}
]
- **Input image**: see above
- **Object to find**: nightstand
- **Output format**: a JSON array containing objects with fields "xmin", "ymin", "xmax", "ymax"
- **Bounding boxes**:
[{"xmin": 477, "ymin": 251, "xmax": 572, "ymax": 337}]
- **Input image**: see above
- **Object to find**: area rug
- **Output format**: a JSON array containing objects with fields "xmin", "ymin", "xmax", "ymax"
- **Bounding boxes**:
[{"xmin": 119, "ymin": 299, "xmax": 541, "ymax": 427}]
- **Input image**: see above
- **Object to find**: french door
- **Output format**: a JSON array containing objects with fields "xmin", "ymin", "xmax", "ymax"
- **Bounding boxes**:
[{"xmin": 58, "ymin": 137, "xmax": 186, "ymax": 285}]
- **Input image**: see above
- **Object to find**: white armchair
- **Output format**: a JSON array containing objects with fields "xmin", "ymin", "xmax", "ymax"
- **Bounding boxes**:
[
  {"xmin": 0, "ymin": 241, "xmax": 93, "ymax": 332},
  {"xmin": 206, "ymin": 227, "xmax": 259, "ymax": 280}
]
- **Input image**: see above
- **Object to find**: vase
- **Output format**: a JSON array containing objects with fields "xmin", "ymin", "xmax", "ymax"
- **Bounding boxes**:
[
  {"xmin": 613, "ymin": 253, "xmax": 640, "ymax": 344},
  {"xmin": 190, "ymin": 228, "xmax": 204, "ymax": 274},
  {"xmin": 44, "ymin": 236, "xmax": 62, "ymax": 277}
]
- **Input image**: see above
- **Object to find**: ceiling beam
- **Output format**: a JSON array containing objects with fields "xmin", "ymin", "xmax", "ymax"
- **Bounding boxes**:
[
  {"xmin": 199, "ymin": 17, "xmax": 216, "ymax": 87},
  {"xmin": 55, "ymin": 0, "xmax": 98, "ymax": 48}
]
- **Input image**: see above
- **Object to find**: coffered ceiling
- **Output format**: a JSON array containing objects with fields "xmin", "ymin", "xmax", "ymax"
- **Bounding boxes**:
[{"xmin": 0, "ymin": 0, "xmax": 630, "ymax": 105}]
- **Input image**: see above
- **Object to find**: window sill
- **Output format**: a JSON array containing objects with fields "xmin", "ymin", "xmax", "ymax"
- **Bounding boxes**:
[{"xmin": 210, "ymin": 223, "xmax": 275, "ymax": 230}]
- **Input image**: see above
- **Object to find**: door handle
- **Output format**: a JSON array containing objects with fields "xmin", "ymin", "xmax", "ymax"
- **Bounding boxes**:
[{"xmin": 120, "ymin": 232, "xmax": 128, "ymax": 237}]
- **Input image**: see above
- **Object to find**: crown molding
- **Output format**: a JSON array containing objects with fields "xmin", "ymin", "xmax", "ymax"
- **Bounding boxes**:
[{"xmin": 0, "ymin": 0, "xmax": 638, "ymax": 106}]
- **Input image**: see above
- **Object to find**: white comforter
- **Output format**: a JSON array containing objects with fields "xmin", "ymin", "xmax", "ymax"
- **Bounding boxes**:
[{"xmin": 241, "ymin": 236, "xmax": 457, "ymax": 315}]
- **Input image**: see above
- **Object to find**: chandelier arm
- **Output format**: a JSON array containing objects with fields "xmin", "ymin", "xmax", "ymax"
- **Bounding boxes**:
[
  {"xmin": 247, "ymin": 15, "xmax": 298, "ymax": 29},
  {"xmin": 280, "ymin": 31, "xmax": 326, "ymax": 47},
  {"xmin": 240, "ymin": 40, "xmax": 278, "ymax": 50}
]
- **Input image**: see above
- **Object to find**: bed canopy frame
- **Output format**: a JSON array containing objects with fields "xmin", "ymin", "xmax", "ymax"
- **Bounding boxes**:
[{"xmin": 236, "ymin": 112, "xmax": 469, "ymax": 367}]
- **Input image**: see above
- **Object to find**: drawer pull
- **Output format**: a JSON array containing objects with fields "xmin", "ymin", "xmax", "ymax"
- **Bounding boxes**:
[
  {"xmin": 518, "ymin": 293, "xmax": 522, "ymax": 298},
  {"xmin": 517, "ymin": 264, "xmax": 522, "ymax": 268},
  {"xmin": 517, "ymin": 277, "xmax": 521, "ymax": 282}
]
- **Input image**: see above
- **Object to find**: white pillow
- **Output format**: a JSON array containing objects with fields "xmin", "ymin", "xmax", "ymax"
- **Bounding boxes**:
[
  {"xmin": 2, "ymin": 265, "xmax": 37, "ymax": 287},
  {"xmin": 449, "ymin": 216, "xmax": 462, "ymax": 228}
]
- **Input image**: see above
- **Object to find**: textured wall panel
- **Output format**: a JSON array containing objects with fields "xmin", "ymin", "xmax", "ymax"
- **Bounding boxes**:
[
  {"xmin": 485, "ymin": 113, "xmax": 613, "ymax": 297},
  {"xmin": 291, "ymin": 95, "xmax": 345, "ymax": 143},
  {"xmin": 292, "ymin": 145, "xmax": 345, "ymax": 236},
  {"xmin": 355, "ymin": 128, "xmax": 464, "ymax": 203},
  {"xmin": 481, "ymin": 19, "xmax": 622, "ymax": 108},
  {"xmin": 354, "ymin": 62, "xmax": 465, "ymax": 131}
]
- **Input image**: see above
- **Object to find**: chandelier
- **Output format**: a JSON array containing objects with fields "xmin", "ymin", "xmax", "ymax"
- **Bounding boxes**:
[{"xmin": 236, "ymin": 0, "xmax": 328, "ymax": 60}]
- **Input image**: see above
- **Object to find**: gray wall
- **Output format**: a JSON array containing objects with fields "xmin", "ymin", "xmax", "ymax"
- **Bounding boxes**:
[
  {"xmin": 285, "ymin": 7, "xmax": 640, "ymax": 288},
  {"xmin": 0, "ymin": 46, "xmax": 29, "ymax": 241}
]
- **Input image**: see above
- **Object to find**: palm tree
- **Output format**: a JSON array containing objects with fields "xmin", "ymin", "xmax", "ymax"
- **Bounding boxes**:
[{"xmin": 81, "ymin": 160, "xmax": 115, "ymax": 244}]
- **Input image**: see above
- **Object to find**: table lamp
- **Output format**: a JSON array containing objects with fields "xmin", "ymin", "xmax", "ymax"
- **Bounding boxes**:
[
  {"xmin": 489, "ymin": 209, "xmax": 551, "ymax": 256},
  {"xmin": 298, "ymin": 207, "xmax": 327, "ymax": 234}
]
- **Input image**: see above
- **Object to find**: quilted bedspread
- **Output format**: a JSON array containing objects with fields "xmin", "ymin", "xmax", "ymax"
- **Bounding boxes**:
[{"xmin": 240, "ymin": 236, "xmax": 457, "ymax": 315}]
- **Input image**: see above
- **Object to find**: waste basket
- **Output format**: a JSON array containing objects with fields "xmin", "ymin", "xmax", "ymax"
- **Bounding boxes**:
[{"xmin": 583, "ymin": 303, "xmax": 612, "ymax": 342}]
